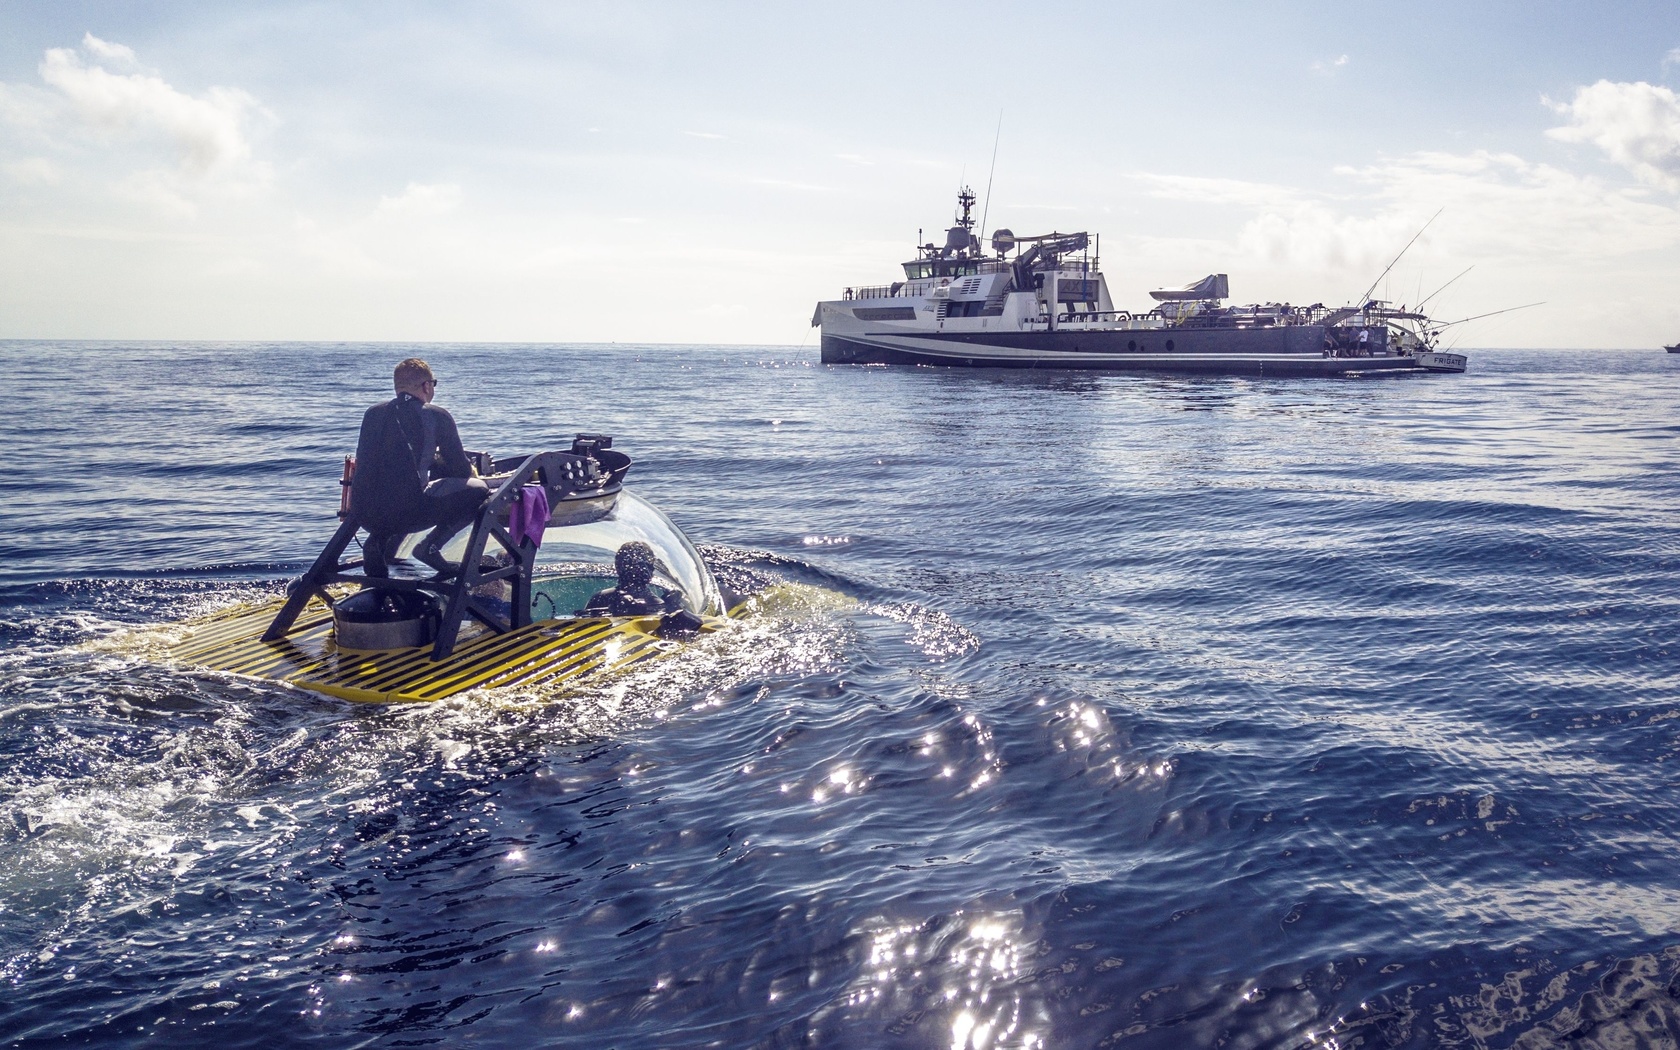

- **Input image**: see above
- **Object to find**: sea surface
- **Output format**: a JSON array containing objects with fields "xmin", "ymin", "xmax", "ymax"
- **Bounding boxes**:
[{"xmin": 1, "ymin": 341, "xmax": 1677, "ymax": 1049}]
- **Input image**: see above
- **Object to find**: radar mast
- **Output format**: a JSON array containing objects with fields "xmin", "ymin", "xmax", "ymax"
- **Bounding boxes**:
[{"xmin": 955, "ymin": 186, "xmax": 976, "ymax": 233}]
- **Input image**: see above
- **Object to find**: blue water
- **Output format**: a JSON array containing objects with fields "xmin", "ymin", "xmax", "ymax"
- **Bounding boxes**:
[{"xmin": 2, "ymin": 342, "xmax": 1678, "ymax": 1048}]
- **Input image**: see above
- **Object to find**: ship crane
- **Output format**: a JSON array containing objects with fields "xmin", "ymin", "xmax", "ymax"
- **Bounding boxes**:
[{"xmin": 992, "ymin": 229, "xmax": 1091, "ymax": 288}]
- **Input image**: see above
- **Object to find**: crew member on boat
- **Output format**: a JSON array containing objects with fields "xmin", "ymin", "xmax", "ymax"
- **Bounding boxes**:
[{"xmin": 349, "ymin": 358, "xmax": 489, "ymax": 576}]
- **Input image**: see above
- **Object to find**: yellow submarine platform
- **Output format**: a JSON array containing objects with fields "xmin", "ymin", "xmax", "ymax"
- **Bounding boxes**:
[{"xmin": 165, "ymin": 598, "xmax": 680, "ymax": 704}]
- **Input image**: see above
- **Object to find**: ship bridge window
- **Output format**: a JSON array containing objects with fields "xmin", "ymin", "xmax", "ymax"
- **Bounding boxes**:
[{"xmin": 905, "ymin": 259, "xmax": 988, "ymax": 280}]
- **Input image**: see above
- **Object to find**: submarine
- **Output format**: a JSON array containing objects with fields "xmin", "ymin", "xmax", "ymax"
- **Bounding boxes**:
[{"xmin": 165, "ymin": 435, "xmax": 750, "ymax": 704}]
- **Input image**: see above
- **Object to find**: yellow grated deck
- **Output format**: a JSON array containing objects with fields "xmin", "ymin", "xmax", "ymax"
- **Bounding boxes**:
[{"xmin": 165, "ymin": 598, "xmax": 674, "ymax": 704}]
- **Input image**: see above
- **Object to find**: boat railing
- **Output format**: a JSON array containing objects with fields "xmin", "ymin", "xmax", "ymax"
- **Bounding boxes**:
[
  {"xmin": 846, "ymin": 259, "xmax": 1013, "ymax": 301},
  {"xmin": 849, "ymin": 283, "xmax": 907, "ymax": 300},
  {"xmin": 1053, "ymin": 310, "xmax": 1134, "ymax": 324}
]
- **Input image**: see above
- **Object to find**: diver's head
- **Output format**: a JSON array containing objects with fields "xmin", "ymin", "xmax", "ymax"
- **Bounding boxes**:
[
  {"xmin": 614, "ymin": 542, "xmax": 657, "ymax": 590},
  {"xmin": 393, "ymin": 358, "xmax": 437, "ymax": 403}
]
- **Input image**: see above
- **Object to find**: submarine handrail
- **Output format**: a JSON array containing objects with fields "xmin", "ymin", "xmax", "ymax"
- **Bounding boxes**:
[
  {"xmin": 424, "ymin": 452, "xmax": 551, "ymax": 658},
  {"xmin": 481, "ymin": 452, "xmax": 545, "ymax": 517},
  {"xmin": 262, "ymin": 452, "xmax": 557, "ymax": 659}
]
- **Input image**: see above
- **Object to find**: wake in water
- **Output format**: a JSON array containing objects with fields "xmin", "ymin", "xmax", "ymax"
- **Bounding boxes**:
[{"xmin": 0, "ymin": 548, "xmax": 996, "ymax": 1041}]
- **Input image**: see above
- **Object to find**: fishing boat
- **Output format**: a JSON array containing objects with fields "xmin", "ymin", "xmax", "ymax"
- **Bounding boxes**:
[
  {"xmin": 813, "ymin": 189, "xmax": 1468, "ymax": 376},
  {"xmin": 163, "ymin": 435, "xmax": 759, "ymax": 704},
  {"xmin": 1665, "ymin": 343, "xmax": 1679, "ymax": 353}
]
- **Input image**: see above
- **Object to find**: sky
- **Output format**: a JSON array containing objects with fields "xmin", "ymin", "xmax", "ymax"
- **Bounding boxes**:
[{"xmin": 2, "ymin": 0, "xmax": 1679, "ymax": 348}]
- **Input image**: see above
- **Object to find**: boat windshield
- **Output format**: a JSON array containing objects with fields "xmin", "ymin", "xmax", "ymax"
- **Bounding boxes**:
[
  {"xmin": 902, "ymin": 259, "xmax": 985, "ymax": 280},
  {"xmin": 419, "ymin": 491, "xmax": 722, "ymax": 619}
]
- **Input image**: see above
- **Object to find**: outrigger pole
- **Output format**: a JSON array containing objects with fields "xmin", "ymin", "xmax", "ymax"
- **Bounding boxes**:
[
  {"xmin": 1417, "ymin": 264, "xmax": 1474, "ymax": 313},
  {"xmin": 1357, "ymin": 208, "xmax": 1443, "ymax": 306},
  {"xmin": 1432, "ymin": 302, "xmax": 1545, "ymax": 330}
]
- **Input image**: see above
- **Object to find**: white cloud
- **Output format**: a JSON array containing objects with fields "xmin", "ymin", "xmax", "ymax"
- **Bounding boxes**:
[
  {"xmin": 0, "ymin": 36, "xmax": 271, "ymax": 219},
  {"xmin": 376, "ymin": 182, "xmax": 463, "ymax": 217},
  {"xmin": 0, "ymin": 81, "xmax": 51, "ymax": 129},
  {"xmin": 1105, "ymin": 140, "xmax": 1680, "ymax": 345},
  {"xmin": 750, "ymin": 177, "xmax": 833, "ymax": 192},
  {"xmin": 1229, "ymin": 149, "xmax": 1680, "ymax": 273},
  {"xmin": 1122, "ymin": 136, "xmax": 1680, "ymax": 286},
  {"xmin": 3, "ymin": 157, "xmax": 60, "ymax": 185},
  {"xmin": 0, "ymin": 36, "xmax": 267, "ymax": 210},
  {"xmin": 79, "ymin": 33, "xmax": 139, "ymax": 70},
  {"xmin": 116, "ymin": 168, "xmax": 202, "ymax": 218},
  {"xmin": 292, "ymin": 214, "xmax": 389, "ymax": 280},
  {"xmin": 289, "ymin": 183, "xmax": 472, "ymax": 281},
  {"xmin": 1132, "ymin": 172, "xmax": 1298, "ymax": 209},
  {"xmin": 1236, "ymin": 200, "xmax": 1403, "ymax": 271},
  {"xmin": 1545, "ymin": 79, "xmax": 1680, "ymax": 191},
  {"xmin": 36, "ymin": 42, "xmax": 259, "ymax": 177},
  {"xmin": 1312, "ymin": 54, "xmax": 1350, "ymax": 75}
]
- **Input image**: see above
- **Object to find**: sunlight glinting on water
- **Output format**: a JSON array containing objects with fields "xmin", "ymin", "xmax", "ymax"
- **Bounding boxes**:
[{"xmin": 2, "ymin": 345, "xmax": 1678, "ymax": 1045}]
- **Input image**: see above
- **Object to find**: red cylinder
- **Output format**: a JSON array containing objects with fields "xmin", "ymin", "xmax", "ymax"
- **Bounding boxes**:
[{"xmin": 338, "ymin": 455, "xmax": 356, "ymax": 520}]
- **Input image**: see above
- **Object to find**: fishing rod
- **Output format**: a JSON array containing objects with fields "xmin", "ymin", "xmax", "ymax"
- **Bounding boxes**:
[
  {"xmin": 979, "ymin": 110, "xmax": 1003, "ymax": 248},
  {"xmin": 1430, "ymin": 302, "xmax": 1544, "ymax": 330},
  {"xmin": 1416, "ymin": 264, "xmax": 1473, "ymax": 312},
  {"xmin": 1357, "ymin": 208, "xmax": 1443, "ymax": 306}
]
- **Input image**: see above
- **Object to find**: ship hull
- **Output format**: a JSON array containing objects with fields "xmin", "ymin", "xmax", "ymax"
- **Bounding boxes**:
[{"xmin": 820, "ymin": 326, "xmax": 1433, "ymax": 376}]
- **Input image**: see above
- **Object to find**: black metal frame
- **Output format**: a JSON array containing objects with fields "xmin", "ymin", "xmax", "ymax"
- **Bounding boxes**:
[{"xmin": 264, "ymin": 453, "xmax": 561, "ymax": 659}]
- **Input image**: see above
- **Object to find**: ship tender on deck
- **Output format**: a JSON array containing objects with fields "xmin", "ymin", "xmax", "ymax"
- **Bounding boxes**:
[{"xmin": 813, "ymin": 189, "xmax": 1467, "ymax": 377}]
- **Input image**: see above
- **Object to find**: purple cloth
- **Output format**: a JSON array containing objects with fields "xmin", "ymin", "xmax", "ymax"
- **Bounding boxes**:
[{"xmin": 510, "ymin": 485, "xmax": 550, "ymax": 549}]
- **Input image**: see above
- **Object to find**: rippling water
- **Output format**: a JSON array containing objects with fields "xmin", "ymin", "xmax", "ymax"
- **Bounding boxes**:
[{"xmin": 2, "ymin": 341, "xmax": 1678, "ymax": 1048}]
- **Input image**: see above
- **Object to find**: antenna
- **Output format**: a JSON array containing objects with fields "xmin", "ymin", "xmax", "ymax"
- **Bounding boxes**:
[
  {"xmin": 1357, "ymin": 209, "xmax": 1442, "ymax": 306},
  {"xmin": 1417, "ymin": 265, "xmax": 1473, "ymax": 312},
  {"xmin": 979, "ymin": 111, "xmax": 1003, "ymax": 245}
]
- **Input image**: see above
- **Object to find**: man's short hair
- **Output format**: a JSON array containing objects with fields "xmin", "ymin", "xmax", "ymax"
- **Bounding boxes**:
[{"xmin": 393, "ymin": 358, "xmax": 434, "ymax": 391}]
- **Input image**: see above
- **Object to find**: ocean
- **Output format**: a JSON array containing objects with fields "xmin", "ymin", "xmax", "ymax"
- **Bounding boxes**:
[{"xmin": 1, "ymin": 341, "xmax": 1677, "ymax": 1048}]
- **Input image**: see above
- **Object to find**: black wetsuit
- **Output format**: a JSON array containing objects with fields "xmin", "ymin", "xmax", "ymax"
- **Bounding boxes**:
[
  {"xmin": 583, "ymin": 585, "xmax": 678, "ymax": 617},
  {"xmin": 349, "ymin": 393, "xmax": 487, "ymax": 573}
]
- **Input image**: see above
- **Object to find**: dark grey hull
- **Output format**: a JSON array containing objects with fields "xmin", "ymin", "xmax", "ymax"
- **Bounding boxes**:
[{"xmin": 820, "ymin": 324, "xmax": 1431, "ymax": 376}]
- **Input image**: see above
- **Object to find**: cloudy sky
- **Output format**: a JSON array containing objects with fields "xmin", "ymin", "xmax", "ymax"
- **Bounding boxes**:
[{"xmin": 2, "ymin": 1, "xmax": 1678, "ymax": 347}]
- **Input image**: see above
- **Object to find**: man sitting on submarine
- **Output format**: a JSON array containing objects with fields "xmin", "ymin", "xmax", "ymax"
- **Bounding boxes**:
[{"xmin": 349, "ymin": 357, "xmax": 489, "ymax": 578}]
